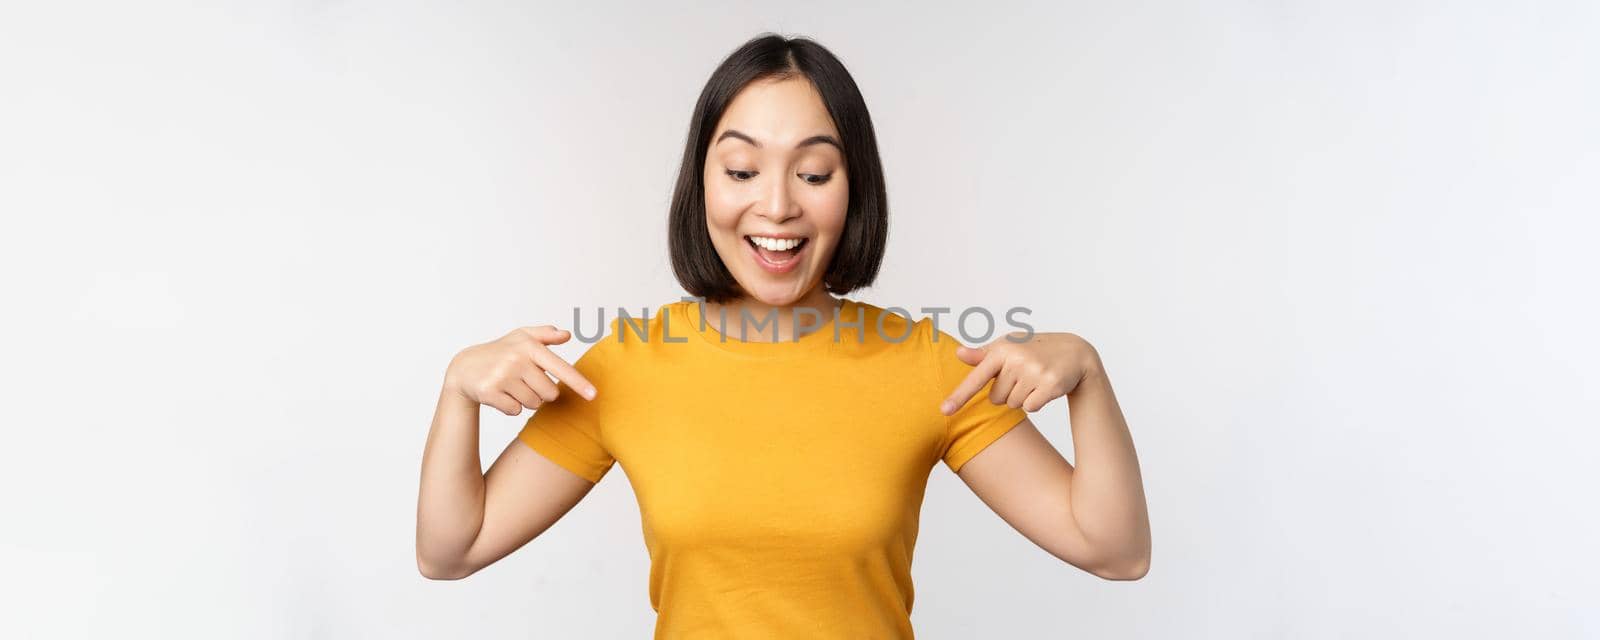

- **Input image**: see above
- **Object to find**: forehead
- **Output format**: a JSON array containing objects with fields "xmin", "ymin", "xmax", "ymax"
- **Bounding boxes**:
[{"xmin": 714, "ymin": 76, "xmax": 839, "ymax": 144}]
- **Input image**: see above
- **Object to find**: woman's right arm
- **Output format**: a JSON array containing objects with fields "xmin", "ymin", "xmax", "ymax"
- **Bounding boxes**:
[{"xmin": 415, "ymin": 325, "xmax": 599, "ymax": 580}]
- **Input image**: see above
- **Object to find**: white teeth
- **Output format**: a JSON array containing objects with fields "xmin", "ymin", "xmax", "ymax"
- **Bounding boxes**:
[{"xmin": 749, "ymin": 236, "xmax": 803, "ymax": 251}]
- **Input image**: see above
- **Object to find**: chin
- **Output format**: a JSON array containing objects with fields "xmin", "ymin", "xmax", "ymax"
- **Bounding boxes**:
[{"xmin": 738, "ymin": 278, "xmax": 815, "ymax": 307}]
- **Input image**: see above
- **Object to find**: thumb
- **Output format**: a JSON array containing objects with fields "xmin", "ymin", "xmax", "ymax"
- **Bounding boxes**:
[
  {"xmin": 955, "ymin": 345, "xmax": 986, "ymax": 366},
  {"xmin": 545, "ymin": 328, "xmax": 572, "ymax": 344}
]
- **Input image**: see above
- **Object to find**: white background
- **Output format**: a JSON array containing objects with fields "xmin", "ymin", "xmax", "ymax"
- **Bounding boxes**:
[{"xmin": 3, "ymin": 1, "xmax": 1596, "ymax": 637}]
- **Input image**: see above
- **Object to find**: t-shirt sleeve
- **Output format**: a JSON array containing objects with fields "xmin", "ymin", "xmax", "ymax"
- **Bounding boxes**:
[
  {"xmin": 516, "ymin": 331, "xmax": 617, "ymax": 483},
  {"xmin": 928, "ymin": 323, "xmax": 1029, "ymax": 474}
]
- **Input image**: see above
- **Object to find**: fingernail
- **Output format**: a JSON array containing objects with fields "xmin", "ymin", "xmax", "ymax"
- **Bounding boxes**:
[
  {"xmin": 583, "ymin": 387, "xmax": 597, "ymax": 400},
  {"xmin": 940, "ymin": 401, "xmax": 953, "ymax": 414}
]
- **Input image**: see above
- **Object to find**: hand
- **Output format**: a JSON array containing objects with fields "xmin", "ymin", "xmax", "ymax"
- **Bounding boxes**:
[
  {"xmin": 940, "ymin": 332, "xmax": 1103, "ymax": 415},
  {"xmin": 444, "ymin": 325, "xmax": 597, "ymax": 416}
]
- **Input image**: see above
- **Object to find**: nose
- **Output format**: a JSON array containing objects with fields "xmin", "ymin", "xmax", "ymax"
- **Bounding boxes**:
[{"xmin": 756, "ymin": 174, "xmax": 801, "ymax": 224}]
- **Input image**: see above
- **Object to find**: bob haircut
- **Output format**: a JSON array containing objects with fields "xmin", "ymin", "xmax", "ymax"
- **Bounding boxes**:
[{"xmin": 668, "ymin": 33, "xmax": 889, "ymax": 304}]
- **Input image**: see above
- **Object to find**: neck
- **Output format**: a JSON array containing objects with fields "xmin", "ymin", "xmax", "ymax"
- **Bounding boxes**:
[{"xmin": 704, "ymin": 287, "xmax": 838, "ymax": 343}]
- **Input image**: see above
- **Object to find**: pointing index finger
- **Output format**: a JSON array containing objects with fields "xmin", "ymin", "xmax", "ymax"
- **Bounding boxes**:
[
  {"xmin": 940, "ymin": 349, "xmax": 1003, "ymax": 416},
  {"xmin": 529, "ymin": 346, "xmax": 598, "ymax": 400}
]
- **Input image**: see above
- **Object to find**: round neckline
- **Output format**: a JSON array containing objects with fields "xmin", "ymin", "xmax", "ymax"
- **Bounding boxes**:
[{"xmin": 680, "ymin": 297, "xmax": 854, "ymax": 358}]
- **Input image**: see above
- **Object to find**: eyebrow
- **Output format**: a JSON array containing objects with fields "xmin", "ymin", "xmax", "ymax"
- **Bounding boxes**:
[{"xmin": 716, "ymin": 129, "xmax": 842, "ymax": 151}]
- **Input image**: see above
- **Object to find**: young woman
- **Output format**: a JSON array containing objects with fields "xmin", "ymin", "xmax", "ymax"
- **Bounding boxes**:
[{"xmin": 416, "ymin": 33, "xmax": 1150, "ymax": 638}]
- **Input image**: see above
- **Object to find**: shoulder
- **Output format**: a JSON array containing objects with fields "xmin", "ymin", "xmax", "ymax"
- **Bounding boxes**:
[
  {"xmin": 576, "ymin": 299, "xmax": 688, "ymax": 359},
  {"xmin": 847, "ymin": 301, "xmax": 969, "ymax": 404},
  {"xmin": 851, "ymin": 299, "xmax": 977, "ymax": 360},
  {"xmin": 843, "ymin": 298, "xmax": 958, "ymax": 355}
]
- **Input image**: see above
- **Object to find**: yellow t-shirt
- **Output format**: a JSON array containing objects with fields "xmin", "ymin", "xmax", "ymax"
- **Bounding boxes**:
[{"xmin": 518, "ymin": 298, "xmax": 1027, "ymax": 638}]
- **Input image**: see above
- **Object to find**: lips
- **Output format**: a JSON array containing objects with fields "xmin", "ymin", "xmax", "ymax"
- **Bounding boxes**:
[{"xmin": 744, "ymin": 234, "xmax": 809, "ymax": 274}]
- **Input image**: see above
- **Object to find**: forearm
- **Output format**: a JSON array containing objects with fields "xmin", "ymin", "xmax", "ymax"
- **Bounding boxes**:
[
  {"xmin": 415, "ymin": 385, "xmax": 489, "ymax": 576},
  {"xmin": 1065, "ymin": 361, "xmax": 1151, "ymax": 575}
]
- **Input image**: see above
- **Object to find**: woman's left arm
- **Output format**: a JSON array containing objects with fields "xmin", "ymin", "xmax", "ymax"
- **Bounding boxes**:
[{"xmin": 941, "ymin": 332, "xmax": 1152, "ymax": 580}]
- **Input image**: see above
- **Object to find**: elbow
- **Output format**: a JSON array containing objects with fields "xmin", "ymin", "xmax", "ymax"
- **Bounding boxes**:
[
  {"xmin": 418, "ymin": 559, "xmax": 473, "ymax": 581},
  {"xmin": 416, "ymin": 550, "xmax": 475, "ymax": 581},
  {"xmin": 1083, "ymin": 544, "xmax": 1150, "ymax": 581},
  {"xmin": 1088, "ymin": 544, "xmax": 1152, "ymax": 579},
  {"xmin": 1092, "ymin": 554, "xmax": 1150, "ymax": 581}
]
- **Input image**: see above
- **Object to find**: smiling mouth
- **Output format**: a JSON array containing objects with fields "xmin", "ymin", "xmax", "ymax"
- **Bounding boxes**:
[{"xmin": 745, "ymin": 235, "xmax": 809, "ymax": 271}]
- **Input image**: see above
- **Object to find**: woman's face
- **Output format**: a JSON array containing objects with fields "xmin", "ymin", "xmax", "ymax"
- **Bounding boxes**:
[{"xmin": 703, "ymin": 76, "xmax": 849, "ymax": 307}]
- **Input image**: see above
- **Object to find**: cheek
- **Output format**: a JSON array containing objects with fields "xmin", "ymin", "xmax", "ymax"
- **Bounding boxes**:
[
  {"xmin": 702, "ymin": 180, "xmax": 742, "ymax": 231},
  {"xmin": 800, "ymin": 183, "xmax": 849, "ymax": 236}
]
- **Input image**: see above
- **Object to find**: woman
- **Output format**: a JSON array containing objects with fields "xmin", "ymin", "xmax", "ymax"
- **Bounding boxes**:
[{"xmin": 416, "ymin": 33, "xmax": 1150, "ymax": 638}]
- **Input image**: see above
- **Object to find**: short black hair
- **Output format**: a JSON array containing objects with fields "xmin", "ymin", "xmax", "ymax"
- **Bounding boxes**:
[{"xmin": 668, "ymin": 33, "xmax": 889, "ymax": 303}]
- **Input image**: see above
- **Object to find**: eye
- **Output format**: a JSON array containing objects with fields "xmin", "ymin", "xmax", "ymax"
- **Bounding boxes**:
[
  {"xmin": 799, "ymin": 173, "xmax": 833, "ymax": 185},
  {"xmin": 725, "ymin": 169, "xmax": 757, "ymax": 182}
]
